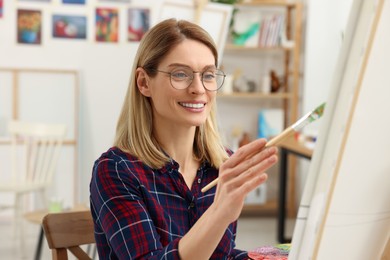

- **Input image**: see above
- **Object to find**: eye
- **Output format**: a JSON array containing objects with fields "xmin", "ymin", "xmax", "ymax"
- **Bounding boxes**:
[
  {"xmin": 202, "ymin": 71, "xmax": 216, "ymax": 81},
  {"xmin": 171, "ymin": 70, "xmax": 191, "ymax": 80}
]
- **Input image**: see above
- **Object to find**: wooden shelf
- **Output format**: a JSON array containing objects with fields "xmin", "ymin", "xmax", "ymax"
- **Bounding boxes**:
[
  {"xmin": 236, "ymin": 0, "xmax": 298, "ymax": 8},
  {"xmin": 217, "ymin": 92, "xmax": 292, "ymax": 99},
  {"xmin": 0, "ymin": 138, "xmax": 76, "ymax": 145},
  {"xmin": 219, "ymin": 1, "xmax": 303, "ymax": 217},
  {"xmin": 225, "ymin": 44, "xmax": 294, "ymax": 53},
  {"xmin": 240, "ymin": 200, "xmax": 278, "ymax": 217}
]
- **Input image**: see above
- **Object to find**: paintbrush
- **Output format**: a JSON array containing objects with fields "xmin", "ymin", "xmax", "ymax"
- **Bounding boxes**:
[{"xmin": 201, "ymin": 102, "xmax": 326, "ymax": 193}]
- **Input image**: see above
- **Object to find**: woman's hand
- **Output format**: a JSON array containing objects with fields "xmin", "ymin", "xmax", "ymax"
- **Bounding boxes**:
[{"xmin": 213, "ymin": 138, "xmax": 278, "ymax": 224}]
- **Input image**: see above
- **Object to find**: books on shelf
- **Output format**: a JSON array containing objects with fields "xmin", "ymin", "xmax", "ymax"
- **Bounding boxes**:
[
  {"xmin": 258, "ymin": 14, "xmax": 285, "ymax": 47},
  {"xmin": 231, "ymin": 9, "xmax": 285, "ymax": 48}
]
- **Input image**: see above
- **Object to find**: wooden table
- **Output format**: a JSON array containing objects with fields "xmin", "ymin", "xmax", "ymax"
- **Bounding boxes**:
[{"xmin": 277, "ymin": 135, "xmax": 313, "ymax": 243}]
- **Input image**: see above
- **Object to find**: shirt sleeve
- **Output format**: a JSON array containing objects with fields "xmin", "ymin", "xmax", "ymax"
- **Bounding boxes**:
[
  {"xmin": 231, "ymin": 249, "xmax": 249, "ymax": 259},
  {"xmin": 90, "ymin": 155, "xmax": 181, "ymax": 260}
]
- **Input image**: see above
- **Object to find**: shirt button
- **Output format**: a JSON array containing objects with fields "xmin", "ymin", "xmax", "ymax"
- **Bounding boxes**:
[
  {"xmin": 197, "ymin": 178, "xmax": 201, "ymax": 184},
  {"xmin": 189, "ymin": 202, "xmax": 195, "ymax": 208}
]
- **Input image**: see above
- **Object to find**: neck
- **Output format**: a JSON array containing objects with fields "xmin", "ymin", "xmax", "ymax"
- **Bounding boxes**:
[{"xmin": 154, "ymin": 122, "xmax": 200, "ymax": 188}]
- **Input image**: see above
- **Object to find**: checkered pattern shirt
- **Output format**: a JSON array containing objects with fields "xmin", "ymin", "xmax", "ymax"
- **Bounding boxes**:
[{"xmin": 90, "ymin": 147, "xmax": 248, "ymax": 259}]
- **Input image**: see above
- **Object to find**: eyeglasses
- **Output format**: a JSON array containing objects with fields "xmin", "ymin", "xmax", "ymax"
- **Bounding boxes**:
[{"xmin": 152, "ymin": 67, "xmax": 226, "ymax": 91}]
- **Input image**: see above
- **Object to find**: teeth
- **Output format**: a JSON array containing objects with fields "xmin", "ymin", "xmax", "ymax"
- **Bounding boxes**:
[{"xmin": 180, "ymin": 102, "xmax": 205, "ymax": 109}]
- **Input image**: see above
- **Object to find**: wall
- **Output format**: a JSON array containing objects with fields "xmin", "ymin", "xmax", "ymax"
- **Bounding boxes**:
[
  {"xmin": 0, "ymin": 0, "xmax": 232, "ymax": 206},
  {"xmin": 0, "ymin": 0, "xmax": 355, "ymax": 207},
  {"xmin": 0, "ymin": 0, "xmax": 161, "ymax": 205}
]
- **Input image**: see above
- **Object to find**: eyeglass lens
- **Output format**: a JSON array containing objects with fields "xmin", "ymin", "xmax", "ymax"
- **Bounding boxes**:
[{"xmin": 169, "ymin": 67, "xmax": 225, "ymax": 91}]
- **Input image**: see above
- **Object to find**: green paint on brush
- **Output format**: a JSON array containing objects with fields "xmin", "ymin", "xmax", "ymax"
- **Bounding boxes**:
[
  {"xmin": 309, "ymin": 102, "xmax": 326, "ymax": 122},
  {"xmin": 292, "ymin": 102, "xmax": 326, "ymax": 131}
]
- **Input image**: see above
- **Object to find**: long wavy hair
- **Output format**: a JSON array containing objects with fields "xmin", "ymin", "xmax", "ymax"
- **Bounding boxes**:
[{"xmin": 113, "ymin": 18, "xmax": 228, "ymax": 169}]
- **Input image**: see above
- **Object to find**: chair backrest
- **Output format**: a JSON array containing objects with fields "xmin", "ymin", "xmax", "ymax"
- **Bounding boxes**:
[
  {"xmin": 8, "ymin": 120, "xmax": 67, "ymax": 185},
  {"xmin": 42, "ymin": 210, "xmax": 95, "ymax": 260}
]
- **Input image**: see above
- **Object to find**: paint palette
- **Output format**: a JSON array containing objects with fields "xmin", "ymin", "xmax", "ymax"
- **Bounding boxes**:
[{"xmin": 248, "ymin": 244, "xmax": 290, "ymax": 260}]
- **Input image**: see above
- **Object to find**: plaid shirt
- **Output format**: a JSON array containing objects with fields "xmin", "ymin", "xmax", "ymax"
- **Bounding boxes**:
[{"xmin": 90, "ymin": 147, "xmax": 248, "ymax": 259}]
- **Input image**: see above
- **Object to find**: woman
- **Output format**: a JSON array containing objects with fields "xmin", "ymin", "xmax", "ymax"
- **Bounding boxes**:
[{"xmin": 90, "ymin": 18, "xmax": 278, "ymax": 259}]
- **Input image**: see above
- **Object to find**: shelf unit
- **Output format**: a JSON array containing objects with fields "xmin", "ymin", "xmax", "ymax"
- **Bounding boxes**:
[{"xmin": 218, "ymin": 0, "xmax": 303, "ymax": 216}]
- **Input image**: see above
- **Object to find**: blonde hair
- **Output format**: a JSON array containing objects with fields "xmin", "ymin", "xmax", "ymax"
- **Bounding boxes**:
[{"xmin": 114, "ymin": 18, "xmax": 228, "ymax": 169}]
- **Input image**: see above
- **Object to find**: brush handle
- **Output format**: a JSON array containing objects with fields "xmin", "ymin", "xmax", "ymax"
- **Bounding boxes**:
[
  {"xmin": 265, "ymin": 126, "xmax": 294, "ymax": 147},
  {"xmin": 201, "ymin": 127, "xmax": 295, "ymax": 193}
]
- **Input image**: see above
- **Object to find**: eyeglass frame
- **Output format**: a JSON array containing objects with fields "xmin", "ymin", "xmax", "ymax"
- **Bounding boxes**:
[{"xmin": 148, "ymin": 67, "xmax": 226, "ymax": 91}]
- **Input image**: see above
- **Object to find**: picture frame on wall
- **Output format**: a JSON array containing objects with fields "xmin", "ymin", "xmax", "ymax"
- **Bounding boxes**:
[
  {"xmin": 18, "ymin": 0, "xmax": 51, "ymax": 2},
  {"xmin": 95, "ymin": 7, "xmax": 119, "ymax": 43},
  {"xmin": 17, "ymin": 9, "xmax": 42, "ymax": 45},
  {"xmin": 0, "ymin": 0, "xmax": 3, "ymax": 18},
  {"xmin": 98, "ymin": 0, "xmax": 131, "ymax": 2},
  {"xmin": 62, "ymin": 0, "xmax": 85, "ymax": 4},
  {"xmin": 52, "ymin": 15, "xmax": 87, "ymax": 39},
  {"xmin": 127, "ymin": 8, "xmax": 150, "ymax": 42}
]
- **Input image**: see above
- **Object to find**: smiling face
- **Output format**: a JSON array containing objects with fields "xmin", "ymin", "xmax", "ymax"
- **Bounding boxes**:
[{"xmin": 137, "ymin": 39, "xmax": 217, "ymax": 131}]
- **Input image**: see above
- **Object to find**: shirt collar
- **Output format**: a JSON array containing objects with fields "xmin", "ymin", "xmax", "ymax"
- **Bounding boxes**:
[{"xmin": 158, "ymin": 157, "xmax": 212, "ymax": 175}]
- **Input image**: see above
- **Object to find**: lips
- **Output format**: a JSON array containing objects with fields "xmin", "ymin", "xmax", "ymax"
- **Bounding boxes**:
[{"xmin": 178, "ymin": 102, "xmax": 206, "ymax": 109}]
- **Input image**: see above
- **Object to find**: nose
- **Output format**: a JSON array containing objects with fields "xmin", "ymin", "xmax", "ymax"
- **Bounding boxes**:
[{"xmin": 188, "ymin": 72, "xmax": 206, "ymax": 94}]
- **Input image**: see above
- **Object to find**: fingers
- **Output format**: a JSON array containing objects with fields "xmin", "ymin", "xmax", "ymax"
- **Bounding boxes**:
[
  {"xmin": 233, "ymin": 146, "xmax": 278, "ymax": 177},
  {"xmin": 220, "ymin": 142, "xmax": 278, "ymax": 183},
  {"xmin": 220, "ymin": 152, "xmax": 278, "ymax": 193},
  {"xmin": 233, "ymin": 154, "xmax": 277, "ymax": 190},
  {"xmin": 218, "ymin": 140, "xmax": 278, "ymax": 196},
  {"xmin": 224, "ymin": 138, "xmax": 267, "ymax": 168},
  {"xmin": 239, "ymin": 172, "xmax": 268, "ymax": 196}
]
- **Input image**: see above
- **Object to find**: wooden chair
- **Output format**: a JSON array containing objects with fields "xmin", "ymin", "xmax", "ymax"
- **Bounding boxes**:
[{"xmin": 42, "ymin": 210, "xmax": 96, "ymax": 260}]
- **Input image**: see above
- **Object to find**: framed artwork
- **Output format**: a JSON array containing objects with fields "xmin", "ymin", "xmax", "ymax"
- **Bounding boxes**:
[
  {"xmin": 0, "ymin": 0, "xmax": 3, "ymax": 18},
  {"xmin": 52, "ymin": 15, "xmax": 87, "ymax": 39},
  {"xmin": 98, "ymin": 0, "xmax": 130, "ymax": 2},
  {"xmin": 95, "ymin": 8, "xmax": 119, "ymax": 43},
  {"xmin": 18, "ymin": 0, "xmax": 51, "ymax": 2},
  {"xmin": 17, "ymin": 9, "xmax": 42, "ymax": 45},
  {"xmin": 62, "ymin": 0, "xmax": 85, "ymax": 4},
  {"xmin": 127, "ymin": 8, "xmax": 149, "ymax": 42}
]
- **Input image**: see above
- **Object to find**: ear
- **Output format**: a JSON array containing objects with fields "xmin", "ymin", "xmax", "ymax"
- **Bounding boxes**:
[{"xmin": 136, "ymin": 67, "xmax": 152, "ymax": 97}]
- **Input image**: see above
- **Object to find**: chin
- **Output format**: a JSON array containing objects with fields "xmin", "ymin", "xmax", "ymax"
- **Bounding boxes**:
[{"xmin": 188, "ymin": 119, "xmax": 207, "ymax": 127}]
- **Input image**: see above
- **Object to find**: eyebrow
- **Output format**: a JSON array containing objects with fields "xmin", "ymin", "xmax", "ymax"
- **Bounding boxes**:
[{"xmin": 167, "ymin": 63, "xmax": 217, "ymax": 71}]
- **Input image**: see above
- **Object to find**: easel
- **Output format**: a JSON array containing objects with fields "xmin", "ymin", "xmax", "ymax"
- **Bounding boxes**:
[
  {"xmin": 0, "ymin": 67, "xmax": 79, "ymax": 205},
  {"xmin": 193, "ymin": 0, "xmax": 208, "ymax": 24},
  {"xmin": 383, "ymin": 238, "xmax": 390, "ymax": 260}
]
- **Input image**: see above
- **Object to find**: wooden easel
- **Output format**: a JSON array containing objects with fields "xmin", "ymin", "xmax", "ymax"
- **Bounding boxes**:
[
  {"xmin": 193, "ymin": 0, "xmax": 208, "ymax": 24},
  {"xmin": 0, "ymin": 67, "xmax": 79, "ymax": 205},
  {"xmin": 382, "ymin": 238, "xmax": 390, "ymax": 260}
]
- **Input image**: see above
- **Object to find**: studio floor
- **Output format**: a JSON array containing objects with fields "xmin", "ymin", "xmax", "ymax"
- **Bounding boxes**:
[{"xmin": 0, "ymin": 215, "xmax": 295, "ymax": 259}]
